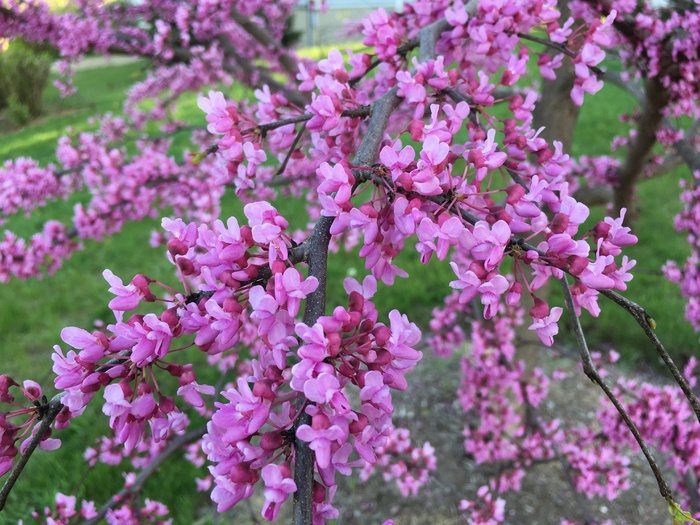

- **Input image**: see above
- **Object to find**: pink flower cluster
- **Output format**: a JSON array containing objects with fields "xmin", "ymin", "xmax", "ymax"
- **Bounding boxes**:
[
  {"xmin": 2, "ymin": 0, "xmax": 700, "ymax": 522},
  {"xmin": 10, "ymin": 198, "xmax": 426, "ymax": 521},
  {"xmin": 428, "ymin": 301, "xmax": 653, "ymax": 516},
  {"xmin": 359, "ymin": 426, "xmax": 436, "ymax": 497},
  {"xmin": 204, "ymin": 273, "xmax": 424, "ymax": 519},
  {"xmin": 578, "ymin": 0, "xmax": 700, "ymax": 118},
  {"xmin": 27, "ymin": 491, "xmax": 170, "ymax": 525},
  {"xmin": 597, "ymin": 358, "xmax": 700, "ymax": 506},
  {"xmin": 664, "ymin": 169, "xmax": 700, "ymax": 332},
  {"xmin": 458, "ymin": 484, "xmax": 506, "ymax": 525}
]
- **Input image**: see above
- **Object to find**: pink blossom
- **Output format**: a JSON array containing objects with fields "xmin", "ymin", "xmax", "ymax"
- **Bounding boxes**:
[
  {"xmin": 296, "ymin": 423, "xmax": 347, "ymax": 469},
  {"xmin": 261, "ymin": 463, "xmax": 297, "ymax": 521},
  {"xmin": 528, "ymin": 306, "xmax": 564, "ymax": 346},
  {"xmin": 274, "ymin": 268, "xmax": 319, "ymax": 317},
  {"xmin": 102, "ymin": 270, "xmax": 147, "ymax": 311},
  {"xmin": 461, "ymin": 220, "xmax": 511, "ymax": 271}
]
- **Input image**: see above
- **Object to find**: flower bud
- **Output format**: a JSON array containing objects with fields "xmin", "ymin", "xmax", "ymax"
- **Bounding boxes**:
[
  {"xmin": 260, "ymin": 431, "xmax": 284, "ymax": 450},
  {"xmin": 252, "ymin": 379, "xmax": 275, "ymax": 401},
  {"xmin": 550, "ymin": 213, "xmax": 570, "ymax": 234},
  {"xmin": 313, "ymin": 481, "xmax": 326, "ymax": 504},
  {"xmin": 529, "ymin": 297, "xmax": 550, "ymax": 319},
  {"xmin": 176, "ymin": 256, "xmax": 195, "ymax": 275},
  {"xmin": 372, "ymin": 325, "xmax": 391, "ymax": 347},
  {"xmin": 349, "ymin": 412, "xmax": 369, "ymax": 434},
  {"xmin": 166, "ymin": 237, "xmax": 188, "ymax": 256}
]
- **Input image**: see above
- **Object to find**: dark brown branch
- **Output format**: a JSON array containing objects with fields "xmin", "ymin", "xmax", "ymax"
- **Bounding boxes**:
[
  {"xmin": 604, "ymin": 70, "xmax": 645, "ymax": 102},
  {"xmin": 0, "ymin": 354, "xmax": 132, "ymax": 510},
  {"xmin": 292, "ymin": 213, "xmax": 333, "ymax": 525},
  {"xmin": 291, "ymin": 55, "xmax": 404, "ymax": 525},
  {"xmin": 348, "ymin": 37, "xmax": 420, "ymax": 88},
  {"xmin": 561, "ymin": 277, "xmax": 673, "ymax": 500},
  {"xmin": 0, "ymin": 395, "xmax": 64, "ymax": 511},
  {"xmin": 599, "ymin": 288, "xmax": 700, "ymax": 423},
  {"xmin": 81, "ymin": 427, "xmax": 206, "ymax": 525},
  {"xmin": 668, "ymin": 119, "xmax": 700, "ymax": 173},
  {"xmin": 254, "ymin": 105, "xmax": 372, "ymax": 135},
  {"xmin": 613, "ymin": 78, "xmax": 670, "ymax": 216},
  {"xmin": 275, "ymin": 126, "xmax": 306, "ymax": 177}
]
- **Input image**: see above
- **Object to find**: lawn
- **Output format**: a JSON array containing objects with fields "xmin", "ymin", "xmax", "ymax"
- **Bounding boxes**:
[{"xmin": 0, "ymin": 54, "xmax": 697, "ymax": 522}]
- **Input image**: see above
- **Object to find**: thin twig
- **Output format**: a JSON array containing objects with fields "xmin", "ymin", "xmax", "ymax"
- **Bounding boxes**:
[
  {"xmin": 0, "ymin": 394, "xmax": 64, "ymax": 511},
  {"xmin": 561, "ymin": 277, "xmax": 673, "ymax": 500},
  {"xmin": 275, "ymin": 126, "xmax": 306, "ymax": 177},
  {"xmin": 348, "ymin": 37, "xmax": 420, "ymax": 88},
  {"xmin": 599, "ymin": 288, "xmax": 700, "ymax": 424},
  {"xmin": 253, "ymin": 105, "xmax": 372, "ymax": 135},
  {"xmin": 512, "ymin": 32, "xmax": 604, "ymax": 76}
]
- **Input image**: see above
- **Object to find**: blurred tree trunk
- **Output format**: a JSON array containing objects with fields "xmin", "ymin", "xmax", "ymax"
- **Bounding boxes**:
[
  {"xmin": 532, "ymin": 2, "xmax": 580, "ymax": 154},
  {"xmin": 613, "ymin": 76, "xmax": 669, "ymax": 221},
  {"xmin": 532, "ymin": 60, "xmax": 580, "ymax": 154}
]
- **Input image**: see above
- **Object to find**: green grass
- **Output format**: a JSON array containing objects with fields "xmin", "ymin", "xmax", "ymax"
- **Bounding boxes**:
[
  {"xmin": 0, "ymin": 53, "xmax": 698, "ymax": 522},
  {"xmin": 0, "ymin": 60, "xmax": 148, "ymax": 162}
]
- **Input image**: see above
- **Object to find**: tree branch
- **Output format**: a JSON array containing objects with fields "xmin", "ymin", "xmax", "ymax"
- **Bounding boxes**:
[
  {"xmin": 0, "ymin": 354, "xmax": 131, "ymax": 510},
  {"xmin": 228, "ymin": 6, "xmax": 300, "ymax": 81},
  {"xmin": 291, "ymin": 53, "xmax": 404, "ymax": 525},
  {"xmin": 668, "ymin": 119, "xmax": 700, "ymax": 174},
  {"xmin": 81, "ymin": 427, "xmax": 205, "ymax": 525},
  {"xmin": 598, "ymin": 288, "xmax": 700, "ymax": 423},
  {"xmin": 604, "ymin": 70, "xmax": 644, "ymax": 103},
  {"xmin": 253, "ymin": 105, "xmax": 372, "ymax": 135},
  {"xmin": 613, "ymin": 78, "xmax": 669, "ymax": 217},
  {"xmin": 0, "ymin": 394, "xmax": 64, "ymax": 511},
  {"xmin": 512, "ymin": 31, "xmax": 604, "ymax": 76},
  {"xmin": 561, "ymin": 277, "xmax": 673, "ymax": 500},
  {"xmin": 290, "ymin": 5, "xmax": 479, "ymax": 522}
]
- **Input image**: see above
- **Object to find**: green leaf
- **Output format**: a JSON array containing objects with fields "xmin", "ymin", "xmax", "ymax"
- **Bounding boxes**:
[
  {"xmin": 190, "ymin": 151, "xmax": 207, "ymax": 165},
  {"xmin": 668, "ymin": 498, "xmax": 700, "ymax": 525}
]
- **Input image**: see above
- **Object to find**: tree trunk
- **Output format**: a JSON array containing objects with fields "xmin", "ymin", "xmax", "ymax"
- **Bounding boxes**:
[
  {"xmin": 532, "ymin": 0, "xmax": 580, "ymax": 154},
  {"xmin": 613, "ymin": 76, "xmax": 670, "ymax": 220},
  {"xmin": 532, "ymin": 59, "xmax": 580, "ymax": 154}
]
